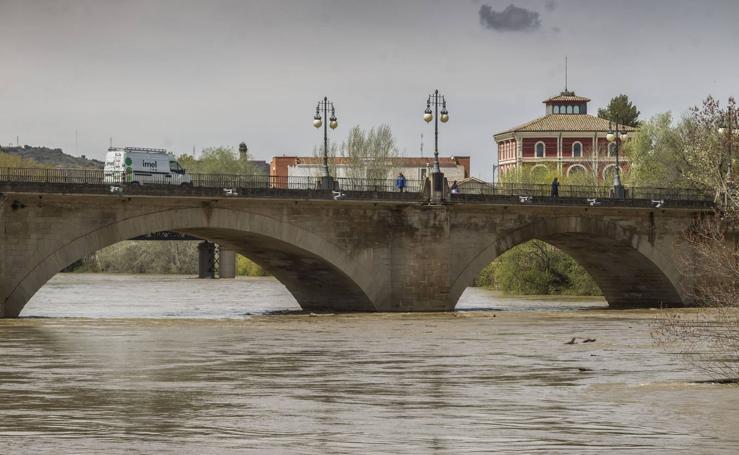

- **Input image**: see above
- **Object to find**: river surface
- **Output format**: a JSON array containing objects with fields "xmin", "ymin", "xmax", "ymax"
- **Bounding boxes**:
[{"xmin": 1, "ymin": 274, "xmax": 737, "ymax": 454}]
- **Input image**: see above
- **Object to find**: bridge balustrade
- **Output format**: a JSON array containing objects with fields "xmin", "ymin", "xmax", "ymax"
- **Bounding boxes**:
[
  {"xmin": 453, "ymin": 180, "xmax": 713, "ymax": 205},
  {"xmin": 0, "ymin": 166, "xmax": 714, "ymax": 206}
]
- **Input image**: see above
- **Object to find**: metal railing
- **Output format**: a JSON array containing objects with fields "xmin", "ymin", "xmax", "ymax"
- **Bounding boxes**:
[
  {"xmin": 452, "ymin": 180, "xmax": 713, "ymax": 202},
  {"xmin": 0, "ymin": 167, "xmax": 422, "ymax": 195},
  {"xmin": 0, "ymin": 167, "xmax": 714, "ymax": 204}
]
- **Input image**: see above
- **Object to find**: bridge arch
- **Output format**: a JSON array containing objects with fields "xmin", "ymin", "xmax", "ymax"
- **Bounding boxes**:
[
  {"xmin": 450, "ymin": 215, "xmax": 686, "ymax": 308},
  {"xmin": 4, "ymin": 206, "xmax": 376, "ymax": 317}
]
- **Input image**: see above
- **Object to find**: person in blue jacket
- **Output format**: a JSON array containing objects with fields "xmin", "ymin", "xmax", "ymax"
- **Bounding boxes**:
[{"xmin": 396, "ymin": 173, "xmax": 406, "ymax": 193}]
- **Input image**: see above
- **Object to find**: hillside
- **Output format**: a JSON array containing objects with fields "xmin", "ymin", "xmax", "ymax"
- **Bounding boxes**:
[{"xmin": 0, "ymin": 145, "xmax": 104, "ymax": 168}]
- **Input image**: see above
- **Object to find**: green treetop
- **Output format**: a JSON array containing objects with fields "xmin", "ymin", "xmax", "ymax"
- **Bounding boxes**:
[
  {"xmin": 177, "ymin": 146, "xmax": 260, "ymax": 175},
  {"xmin": 598, "ymin": 94, "xmax": 641, "ymax": 127}
]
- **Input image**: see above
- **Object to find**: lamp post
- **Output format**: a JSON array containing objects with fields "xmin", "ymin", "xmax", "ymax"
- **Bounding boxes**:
[
  {"xmin": 718, "ymin": 105, "xmax": 737, "ymax": 182},
  {"xmin": 719, "ymin": 105, "xmax": 738, "ymax": 206},
  {"xmin": 313, "ymin": 96, "xmax": 338, "ymax": 189},
  {"xmin": 606, "ymin": 121, "xmax": 628, "ymax": 199},
  {"xmin": 423, "ymin": 89, "xmax": 449, "ymax": 203}
]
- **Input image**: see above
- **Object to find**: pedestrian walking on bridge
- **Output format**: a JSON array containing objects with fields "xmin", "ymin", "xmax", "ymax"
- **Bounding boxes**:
[
  {"xmin": 396, "ymin": 173, "xmax": 406, "ymax": 193},
  {"xmin": 551, "ymin": 177, "xmax": 559, "ymax": 197}
]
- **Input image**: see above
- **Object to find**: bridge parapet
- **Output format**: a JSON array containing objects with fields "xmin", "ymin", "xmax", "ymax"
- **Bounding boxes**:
[{"xmin": 0, "ymin": 167, "xmax": 715, "ymax": 209}]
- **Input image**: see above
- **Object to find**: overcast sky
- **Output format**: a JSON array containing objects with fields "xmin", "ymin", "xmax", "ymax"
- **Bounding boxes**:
[{"xmin": 1, "ymin": 0, "xmax": 738, "ymax": 179}]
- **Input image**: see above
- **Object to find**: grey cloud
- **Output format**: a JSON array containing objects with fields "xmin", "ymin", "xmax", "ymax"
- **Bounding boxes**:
[
  {"xmin": 479, "ymin": 4, "xmax": 541, "ymax": 32},
  {"xmin": 545, "ymin": 0, "xmax": 556, "ymax": 12}
]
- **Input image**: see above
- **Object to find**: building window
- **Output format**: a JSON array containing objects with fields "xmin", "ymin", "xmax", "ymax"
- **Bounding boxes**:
[
  {"xmin": 608, "ymin": 142, "xmax": 617, "ymax": 157},
  {"xmin": 572, "ymin": 142, "xmax": 582, "ymax": 157},
  {"xmin": 603, "ymin": 164, "xmax": 620, "ymax": 181},
  {"xmin": 553, "ymin": 105, "xmax": 559, "ymax": 114},
  {"xmin": 567, "ymin": 164, "xmax": 587, "ymax": 176},
  {"xmin": 535, "ymin": 141, "xmax": 545, "ymax": 158},
  {"xmin": 573, "ymin": 105, "xmax": 580, "ymax": 114},
  {"xmin": 566, "ymin": 105, "xmax": 573, "ymax": 114}
]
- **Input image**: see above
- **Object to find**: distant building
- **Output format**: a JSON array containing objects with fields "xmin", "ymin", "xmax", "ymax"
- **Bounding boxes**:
[
  {"xmin": 454, "ymin": 176, "xmax": 493, "ymax": 193},
  {"xmin": 247, "ymin": 160, "xmax": 270, "ymax": 174},
  {"xmin": 270, "ymin": 156, "xmax": 470, "ymax": 182},
  {"xmin": 493, "ymin": 90, "xmax": 636, "ymax": 181}
]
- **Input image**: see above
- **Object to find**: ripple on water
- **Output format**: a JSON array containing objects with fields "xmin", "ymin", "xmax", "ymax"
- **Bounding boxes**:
[{"xmin": 0, "ymin": 274, "xmax": 737, "ymax": 454}]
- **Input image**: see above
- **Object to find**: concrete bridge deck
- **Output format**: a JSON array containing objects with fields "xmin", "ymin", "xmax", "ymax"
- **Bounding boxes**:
[{"xmin": 0, "ymin": 178, "xmax": 714, "ymax": 317}]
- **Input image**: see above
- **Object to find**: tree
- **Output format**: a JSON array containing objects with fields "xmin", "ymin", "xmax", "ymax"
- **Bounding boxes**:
[
  {"xmin": 311, "ymin": 141, "xmax": 339, "ymax": 178},
  {"xmin": 650, "ymin": 96, "xmax": 739, "ymax": 380},
  {"xmin": 498, "ymin": 163, "xmax": 603, "ymax": 187},
  {"xmin": 476, "ymin": 240, "xmax": 600, "ymax": 296},
  {"xmin": 679, "ymin": 96, "xmax": 739, "ymax": 208},
  {"xmin": 623, "ymin": 112, "xmax": 692, "ymax": 187},
  {"xmin": 236, "ymin": 255, "xmax": 268, "ymax": 276},
  {"xmin": 340, "ymin": 124, "xmax": 399, "ymax": 180},
  {"xmin": 0, "ymin": 151, "xmax": 45, "ymax": 168},
  {"xmin": 598, "ymin": 94, "xmax": 641, "ymax": 127},
  {"xmin": 177, "ymin": 146, "xmax": 259, "ymax": 175}
]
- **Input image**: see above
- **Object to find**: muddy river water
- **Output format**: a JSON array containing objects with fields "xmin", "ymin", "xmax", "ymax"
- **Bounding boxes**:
[{"xmin": 1, "ymin": 274, "xmax": 737, "ymax": 454}]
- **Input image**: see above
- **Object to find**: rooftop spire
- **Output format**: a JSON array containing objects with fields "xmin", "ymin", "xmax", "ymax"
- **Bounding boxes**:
[{"xmin": 561, "ymin": 56, "xmax": 575, "ymax": 96}]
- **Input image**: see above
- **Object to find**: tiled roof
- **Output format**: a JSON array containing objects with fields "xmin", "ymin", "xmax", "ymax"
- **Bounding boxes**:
[
  {"xmin": 282, "ymin": 156, "xmax": 468, "ymax": 168},
  {"xmin": 543, "ymin": 94, "xmax": 591, "ymax": 103},
  {"xmin": 457, "ymin": 176, "xmax": 491, "ymax": 187},
  {"xmin": 496, "ymin": 114, "xmax": 637, "ymax": 135}
]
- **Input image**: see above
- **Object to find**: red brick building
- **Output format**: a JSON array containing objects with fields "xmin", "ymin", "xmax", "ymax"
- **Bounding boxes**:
[{"xmin": 494, "ymin": 90, "xmax": 635, "ymax": 181}]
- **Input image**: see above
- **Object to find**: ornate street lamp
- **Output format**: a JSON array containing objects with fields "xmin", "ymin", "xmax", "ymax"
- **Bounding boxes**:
[
  {"xmin": 313, "ymin": 96, "xmax": 338, "ymax": 189},
  {"xmin": 423, "ymin": 89, "xmax": 449, "ymax": 202},
  {"xmin": 606, "ymin": 121, "xmax": 628, "ymax": 199}
]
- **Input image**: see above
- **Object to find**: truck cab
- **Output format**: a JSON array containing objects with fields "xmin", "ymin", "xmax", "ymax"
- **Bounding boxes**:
[{"xmin": 104, "ymin": 147, "xmax": 192, "ymax": 186}]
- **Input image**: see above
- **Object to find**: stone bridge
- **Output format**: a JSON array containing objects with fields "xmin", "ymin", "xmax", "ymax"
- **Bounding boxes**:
[{"xmin": 0, "ymin": 183, "xmax": 711, "ymax": 317}]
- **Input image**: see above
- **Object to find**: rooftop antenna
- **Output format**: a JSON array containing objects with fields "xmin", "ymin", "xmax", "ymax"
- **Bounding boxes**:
[
  {"xmin": 109, "ymin": 136, "xmax": 113, "ymax": 148},
  {"xmin": 565, "ymin": 56, "xmax": 568, "ymax": 92},
  {"xmin": 420, "ymin": 133, "xmax": 424, "ymax": 157},
  {"xmin": 75, "ymin": 129, "xmax": 79, "ymax": 155}
]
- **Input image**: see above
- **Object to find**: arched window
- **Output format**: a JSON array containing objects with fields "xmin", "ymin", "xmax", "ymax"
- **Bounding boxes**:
[
  {"xmin": 553, "ymin": 105, "xmax": 560, "ymax": 114},
  {"xmin": 608, "ymin": 142, "xmax": 617, "ymax": 157},
  {"xmin": 572, "ymin": 142, "xmax": 582, "ymax": 157},
  {"xmin": 573, "ymin": 105, "xmax": 580, "ymax": 114},
  {"xmin": 566, "ymin": 105, "xmax": 573, "ymax": 114},
  {"xmin": 567, "ymin": 164, "xmax": 587, "ymax": 176},
  {"xmin": 603, "ymin": 164, "xmax": 620, "ymax": 181},
  {"xmin": 535, "ymin": 141, "xmax": 545, "ymax": 158}
]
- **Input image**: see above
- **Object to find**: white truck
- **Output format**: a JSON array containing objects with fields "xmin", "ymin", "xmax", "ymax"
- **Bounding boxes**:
[{"xmin": 103, "ymin": 147, "xmax": 192, "ymax": 186}]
